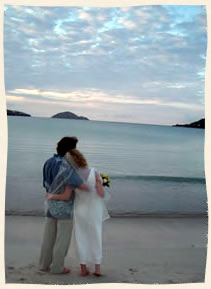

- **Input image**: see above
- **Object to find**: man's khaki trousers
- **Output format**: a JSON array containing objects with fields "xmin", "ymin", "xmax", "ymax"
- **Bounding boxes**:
[{"xmin": 39, "ymin": 217, "xmax": 73, "ymax": 273}]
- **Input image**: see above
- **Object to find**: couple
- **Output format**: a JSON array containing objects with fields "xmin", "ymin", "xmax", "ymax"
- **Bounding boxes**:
[{"xmin": 39, "ymin": 136, "xmax": 110, "ymax": 277}]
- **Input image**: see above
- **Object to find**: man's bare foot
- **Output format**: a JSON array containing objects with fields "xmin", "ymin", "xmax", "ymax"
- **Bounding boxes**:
[
  {"xmin": 52, "ymin": 267, "xmax": 70, "ymax": 274},
  {"xmin": 39, "ymin": 267, "xmax": 50, "ymax": 272},
  {"xmin": 62, "ymin": 268, "xmax": 70, "ymax": 274}
]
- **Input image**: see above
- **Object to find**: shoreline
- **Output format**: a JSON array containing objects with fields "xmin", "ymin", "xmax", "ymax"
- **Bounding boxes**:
[
  {"xmin": 5, "ymin": 210, "xmax": 208, "ymax": 218},
  {"xmin": 5, "ymin": 215, "xmax": 208, "ymax": 284}
]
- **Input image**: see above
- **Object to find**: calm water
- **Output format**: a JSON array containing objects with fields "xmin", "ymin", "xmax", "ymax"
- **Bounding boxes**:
[{"xmin": 6, "ymin": 116, "xmax": 207, "ymax": 216}]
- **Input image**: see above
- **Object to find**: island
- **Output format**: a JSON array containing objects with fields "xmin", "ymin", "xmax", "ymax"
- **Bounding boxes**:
[
  {"xmin": 7, "ymin": 109, "xmax": 31, "ymax": 117},
  {"xmin": 52, "ymin": 111, "xmax": 89, "ymax": 120},
  {"xmin": 173, "ymin": 118, "xmax": 205, "ymax": 129}
]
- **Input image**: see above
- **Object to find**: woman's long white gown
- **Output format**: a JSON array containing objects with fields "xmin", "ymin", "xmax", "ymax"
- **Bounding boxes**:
[{"xmin": 69, "ymin": 167, "xmax": 110, "ymax": 264}]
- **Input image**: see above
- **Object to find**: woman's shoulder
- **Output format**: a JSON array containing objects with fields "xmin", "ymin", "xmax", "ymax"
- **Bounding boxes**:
[{"xmin": 89, "ymin": 167, "xmax": 99, "ymax": 175}]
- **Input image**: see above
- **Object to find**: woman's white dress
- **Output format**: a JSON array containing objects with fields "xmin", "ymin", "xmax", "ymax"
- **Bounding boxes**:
[{"xmin": 69, "ymin": 167, "xmax": 110, "ymax": 264}]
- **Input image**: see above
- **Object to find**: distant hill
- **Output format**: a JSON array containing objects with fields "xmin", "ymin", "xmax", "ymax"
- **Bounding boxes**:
[
  {"xmin": 173, "ymin": 118, "xmax": 205, "ymax": 129},
  {"xmin": 51, "ymin": 111, "xmax": 89, "ymax": 120},
  {"xmin": 7, "ymin": 109, "xmax": 31, "ymax": 117}
]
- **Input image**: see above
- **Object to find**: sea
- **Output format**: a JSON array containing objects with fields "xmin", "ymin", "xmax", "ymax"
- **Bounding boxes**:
[{"xmin": 5, "ymin": 116, "xmax": 207, "ymax": 217}]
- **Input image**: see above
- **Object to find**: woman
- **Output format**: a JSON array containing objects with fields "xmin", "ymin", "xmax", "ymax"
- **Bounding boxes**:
[{"xmin": 46, "ymin": 149, "xmax": 110, "ymax": 277}]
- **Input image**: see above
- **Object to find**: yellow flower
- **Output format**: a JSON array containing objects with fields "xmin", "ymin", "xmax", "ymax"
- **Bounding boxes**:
[{"xmin": 100, "ymin": 173, "xmax": 111, "ymax": 187}]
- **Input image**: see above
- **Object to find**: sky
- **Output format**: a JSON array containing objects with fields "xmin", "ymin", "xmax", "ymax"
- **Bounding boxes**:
[{"xmin": 4, "ymin": 5, "xmax": 207, "ymax": 125}]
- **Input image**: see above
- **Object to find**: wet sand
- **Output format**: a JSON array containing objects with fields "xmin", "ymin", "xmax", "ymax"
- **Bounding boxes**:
[{"xmin": 5, "ymin": 215, "xmax": 208, "ymax": 284}]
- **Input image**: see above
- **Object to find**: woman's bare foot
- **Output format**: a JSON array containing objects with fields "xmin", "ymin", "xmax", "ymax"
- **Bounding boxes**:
[
  {"xmin": 80, "ymin": 271, "xmax": 89, "ymax": 276},
  {"xmin": 93, "ymin": 272, "xmax": 102, "ymax": 277},
  {"xmin": 93, "ymin": 264, "xmax": 102, "ymax": 276},
  {"xmin": 80, "ymin": 264, "xmax": 89, "ymax": 277}
]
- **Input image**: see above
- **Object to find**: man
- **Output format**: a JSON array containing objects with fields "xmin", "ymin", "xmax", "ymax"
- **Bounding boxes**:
[{"xmin": 39, "ymin": 136, "xmax": 88, "ymax": 274}]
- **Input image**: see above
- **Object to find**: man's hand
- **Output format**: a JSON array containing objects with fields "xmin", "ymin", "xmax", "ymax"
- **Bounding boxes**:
[
  {"xmin": 77, "ymin": 183, "xmax": 90, "ymax": 192},
  {"xmin": 45, "ymin": 193, "xmax": 54, "ymax": 200},
  {"xmin": 45, "ymin": 186, "xmax": 73, "ymax": 201}
]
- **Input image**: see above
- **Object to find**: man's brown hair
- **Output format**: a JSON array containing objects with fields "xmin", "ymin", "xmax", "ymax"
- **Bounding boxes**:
[{"xmin": 56, "ymin": 136, "xmax": 78, "ymax": 156}]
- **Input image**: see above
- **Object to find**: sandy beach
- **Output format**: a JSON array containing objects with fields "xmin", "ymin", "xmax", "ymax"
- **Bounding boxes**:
[{"xmin": 5, "ymin": 215, "xmax": 207, "ymax": 284}]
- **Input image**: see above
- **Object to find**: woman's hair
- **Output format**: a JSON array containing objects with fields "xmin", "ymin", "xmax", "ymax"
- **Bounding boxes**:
[
  {"xmin": 69, "ymin": 149, "xmax": 88, "ymax": 168},
  {"xmin": 56, "ymin": 136, "xmax": 78, "ymax": 156}
]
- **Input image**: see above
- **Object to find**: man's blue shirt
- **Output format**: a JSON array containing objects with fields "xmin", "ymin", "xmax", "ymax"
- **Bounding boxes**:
[
  {"xmin": 43, "ymin": 154, "xmax": 83, "ymax": 191},
  {"xmin": 43, "ymin": 154, "xmax": 83, "ymax": 219}
]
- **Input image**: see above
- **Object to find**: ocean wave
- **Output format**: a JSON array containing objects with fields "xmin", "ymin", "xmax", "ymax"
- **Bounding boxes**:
[{"xmin": 110, "ymin": 175, "xmax": 206, "ymax": 184}]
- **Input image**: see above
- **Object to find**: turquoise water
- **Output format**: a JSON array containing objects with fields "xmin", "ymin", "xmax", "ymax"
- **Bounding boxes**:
[{"xmin": 6, "ymin": 116, "xmax": 207, "ymax": 216}]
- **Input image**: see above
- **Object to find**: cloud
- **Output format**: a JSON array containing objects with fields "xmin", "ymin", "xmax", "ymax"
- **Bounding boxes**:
[
  {"xmin": 78, "ymin": 11, "xmax": 92, "ymax": 22},
  {"xmin": 6, "ymin": 95, "xmax": 25, "ymax": 102},
  {"xmin": 4, "ymin": 5, "xmax": 207, "ymax": 124},
  {"xmin": 117, "ymin": 18, "xmax": 136, "ymax": 29},
  {"xmin": 7, "ymin": 87, "xmax": 203, "ymax": 112}
]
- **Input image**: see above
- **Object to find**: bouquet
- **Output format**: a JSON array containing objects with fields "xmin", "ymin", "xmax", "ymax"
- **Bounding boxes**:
[{"xmin": 100, "ymin": 174, "xmax": 111, "ymax": 187}]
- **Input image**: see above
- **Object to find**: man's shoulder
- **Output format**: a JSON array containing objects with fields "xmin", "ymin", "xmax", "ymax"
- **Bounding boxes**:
[{"xmin": 44, "ymin": 154, "xmax": 62, "ymax": 166}]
